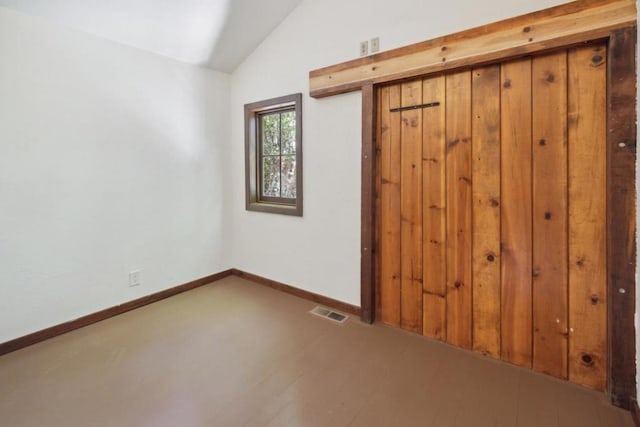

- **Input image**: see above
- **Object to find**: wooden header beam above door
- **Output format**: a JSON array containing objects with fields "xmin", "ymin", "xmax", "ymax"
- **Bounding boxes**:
[{"xmin": 308, "ymin": 0, "xmax": 636, "ymax": 98}]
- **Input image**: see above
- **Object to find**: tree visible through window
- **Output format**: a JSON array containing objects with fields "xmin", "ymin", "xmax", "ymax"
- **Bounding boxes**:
[
  {"xmin": 260, "ymin": 109, "xmax": 297, "ymax": 200},
  {"xmin": 245, "ymin": 93, "xmax": 302, "ymax": 216}
]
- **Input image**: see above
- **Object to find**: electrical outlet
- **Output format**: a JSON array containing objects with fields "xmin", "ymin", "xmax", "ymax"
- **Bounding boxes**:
[
  {"xmin": 129, "ymin": 270, "xmax": 141, "ymax": 287},
  {"xmin": 360, "ymin": 40, "xmax": 369, "ymax": 57},
  {"xmin": 370, "ymin": 37, "xmax": 380, "ymax": 53}
]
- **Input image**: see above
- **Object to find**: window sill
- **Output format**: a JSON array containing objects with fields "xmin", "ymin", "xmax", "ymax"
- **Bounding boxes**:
[{"xmin": 246, "ymin": 200, "xmax": 302, "ymax": 217}]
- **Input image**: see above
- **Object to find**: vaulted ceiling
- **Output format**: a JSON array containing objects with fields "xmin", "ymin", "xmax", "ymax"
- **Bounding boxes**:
[{"xmin": 0, "ymin": 0, "xmax": 303, "ymax": 72}]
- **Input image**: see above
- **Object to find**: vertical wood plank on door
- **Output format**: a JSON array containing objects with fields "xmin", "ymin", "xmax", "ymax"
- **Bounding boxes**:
[
  {"xmin": 607, "ymin": 27, "xmax": 637, "ymax": 409},
  {"xmin": 379, "ymin": 85, "xmax": 402, "ymax": 327},
  {"xmin": 471, "ymin": 65, "xmax": 501, "ymax": 358},
  {"xmin": 568, "ymin": 44, "xmax": 607, "ymax": 390},
  {"xmin": 400, "ymin": 80, "xmax": 423, "ymax": 333},
  {"xmin": 422, "ymin": 75, "xmax": 447, "ymax": 340},
  {"xmin": 532, "ymin": 51, "xmax": 569, "ymax": 379},
  {"xmin": 445, "ymin": 70, "xmax": 473, "ymax": 349},
  {"xmin": 501, "ymin": 58, "xmax": 533, "ymax": 368}
]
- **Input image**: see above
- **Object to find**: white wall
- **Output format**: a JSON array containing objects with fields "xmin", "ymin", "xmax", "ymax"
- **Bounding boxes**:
[
  {"xmin": 0, "ymin": 7, "xmax": 231, "ymax": 343},
  {"xmin": 229, "ymin": 0, "xmax": 567, "ymax": 306}
]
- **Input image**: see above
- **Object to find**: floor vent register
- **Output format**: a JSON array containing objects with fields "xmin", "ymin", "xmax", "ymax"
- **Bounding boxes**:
[{"xmin": 310, "ymin": 306, "xmax": 349, "ymax": 324}]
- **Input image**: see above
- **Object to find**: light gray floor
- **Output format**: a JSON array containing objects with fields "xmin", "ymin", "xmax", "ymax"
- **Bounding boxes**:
[{"xmin": 0, "ymin": 276, "xmax": 634, "ymax": 426}]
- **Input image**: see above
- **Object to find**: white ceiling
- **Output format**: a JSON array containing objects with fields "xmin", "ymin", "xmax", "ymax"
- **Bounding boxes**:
[{"xmin": 0, "ymin": 0, "xmax": 303, "ymax": 72}]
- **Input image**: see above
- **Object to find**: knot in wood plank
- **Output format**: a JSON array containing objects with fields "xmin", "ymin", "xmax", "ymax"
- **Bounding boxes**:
[{"xmin": 581, "ymin": 353, "xmax": 595, "ymax": 367}]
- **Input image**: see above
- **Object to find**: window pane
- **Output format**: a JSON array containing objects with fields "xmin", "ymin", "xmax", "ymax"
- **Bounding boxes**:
[
  {"xmin": 261, "ymin": 113, "xmax": 280, "ymax": 155},
  {"xmin": 262, "ymin": 156, "xmax": 280, "ymax": 197},
  {"xmin": 281, "ymin": 111, "xmax": 296, "ymax": 155},
  {"xmin": 281, "ymin": 155, "xmax": 296, "ymax": 198}
]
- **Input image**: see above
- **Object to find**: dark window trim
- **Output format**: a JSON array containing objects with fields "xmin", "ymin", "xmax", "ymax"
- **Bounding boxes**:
[{"xmin": 244, "ymin": 93, "xmax": 303, "ymax": 216}]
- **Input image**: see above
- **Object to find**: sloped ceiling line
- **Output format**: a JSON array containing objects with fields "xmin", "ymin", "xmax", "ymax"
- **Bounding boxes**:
[{"xmin": 0, "ymin": 0, "xmax": 303, "ymax": 73}]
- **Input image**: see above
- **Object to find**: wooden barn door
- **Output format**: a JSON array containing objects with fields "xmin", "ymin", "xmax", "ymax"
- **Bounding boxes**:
[{"xmin": 376, "ymin": 41, "xmax": 608, "ymax": 390}]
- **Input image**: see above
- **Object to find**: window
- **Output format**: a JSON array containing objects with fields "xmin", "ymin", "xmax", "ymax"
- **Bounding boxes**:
[{"xmin": 244, "ymin": 93, "xmax": 302, "ymax": 216}]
